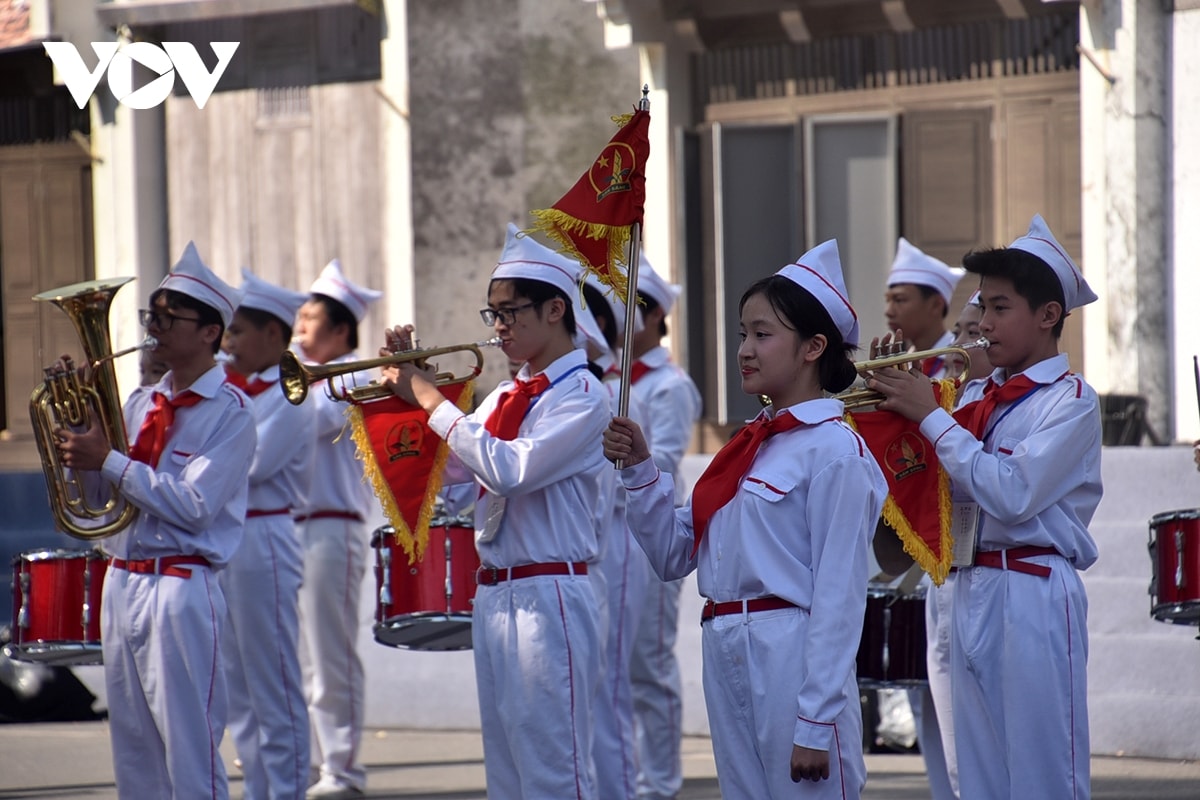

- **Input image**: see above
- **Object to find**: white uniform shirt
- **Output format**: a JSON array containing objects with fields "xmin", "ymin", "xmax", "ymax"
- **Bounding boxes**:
[
  {"xmin": 99, "ymin": 364, "xmax": 257, "ymax": 568},
  {"xmin": 294, "ymin": 348, "xmax": 374, "ymax": 515},
  {"xmin": 918, "ymin": 353, "xmax": 1102, "ymax": 567},
  {"xmin": 620, "ymin": 397, "xmax": 888, "ymax": 737},
  {"xmin": 630, "ymin": 345, "xmax": 701, "ymax": 504},
  {"xmin": 429, "ymin": 349, "xmax": 610, "ymax": 567},
  {"xmin": 244, "ymin": 364, "xmax": 317, "ymax": 511},
  {"xmin": 922, "ymin": 330, "xmax": 956, "ymax": 381}
]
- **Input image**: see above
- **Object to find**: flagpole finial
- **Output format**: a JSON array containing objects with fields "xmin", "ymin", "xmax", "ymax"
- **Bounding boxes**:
[{"xmin": 639, "ymin": 84, "xmax": 650, "ymax": 111}]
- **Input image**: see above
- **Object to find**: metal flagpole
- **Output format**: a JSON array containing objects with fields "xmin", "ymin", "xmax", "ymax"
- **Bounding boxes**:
[{"xmin": 614, "ymin": 86, "xmax": 650, "ymax": 468}]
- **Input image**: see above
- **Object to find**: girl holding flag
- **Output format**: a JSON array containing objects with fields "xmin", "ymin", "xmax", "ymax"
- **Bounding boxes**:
[{"xmin": 603, "ymin": 240, "xmax": 887, "ymax": 798}]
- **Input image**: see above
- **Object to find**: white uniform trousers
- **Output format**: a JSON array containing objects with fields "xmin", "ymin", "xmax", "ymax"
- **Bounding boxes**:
[
  {"xmin": 631, "ymin": 575, "xmax": 684, "ymax": 800},
  {"xmin": 916, "ymin": 575, "xmax": 959, "ymax": 799},
  {"xmin": 473, "ymin": 573, "xmax": 600, "ymax": 799},
  {"xmin": 297, "ymin": 516, "xmax": 368, "ymax": 791},
  {"xmin": 102, "ymin": 564, "xmax": 230, "ymax": 800},
  {"xmin": 702, "ymin": 606, "xmax": 865, "ymax": 799},
  {"xmin": 951, "ymin": 557, "xmax": 1090, "ymax": 800},
  {"xmin": 593, "ymin": 528, "xmax": 652, "ymax": 799},
  {"xmin": 221, "ymin": 515, "xmax": 309, "ymax": 799}
]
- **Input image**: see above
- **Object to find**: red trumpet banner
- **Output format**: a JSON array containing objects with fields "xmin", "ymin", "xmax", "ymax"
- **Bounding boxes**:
[
  {"xmin": 347, "ymin": 381, "xmax": 474, "ymax": 564},
  {"xmin": 523, "ymin": 108, "xmax": 650, "ymax": 304},
  {"xmin": 844, "ymin": 379, "xmax": 960, "ymax": 585}
]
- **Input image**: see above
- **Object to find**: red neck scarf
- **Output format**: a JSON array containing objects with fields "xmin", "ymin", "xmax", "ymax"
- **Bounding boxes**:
[
  {"xmin": 128, "ymin": 390, "xmax": 203, "ymax": 468},
  {"xmin": 484, "ymin": 373, "xmax": 552, "ymax": 441},
  {"xmin": 224, "ymin": 366, "xmax": 276, "ymax": 397},
  {"xmin": 689, "ymin": 411, "xmax": 804, "ymax": 554},
  {"xmin": 952, "ymin": 375, "xmax": 1039, "ymax": 440},
  {"xmin": 921, "ymin": 355, "xmax": 945, "ymax": 377},
  {"xmin": 630, "ymin": 360, "xmax": 653, "ymax": 385}
]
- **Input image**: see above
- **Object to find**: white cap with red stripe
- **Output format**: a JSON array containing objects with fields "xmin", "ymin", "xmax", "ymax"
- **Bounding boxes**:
[
  {"xmin": 157, "ymin": 241, "xmax": 241, "ymax": 327},
  {"xmin": 1008, "ymin": 214, "xmax": 1097, "ymax": 311},
  {"xmin": 309, "ymin": 259, "xmax": 383, "ymax": 323},
  {"xmin": 238, "ymin": 268, "xmax": 308, "ymax": 326},
  {"xmin": 776, "ymin": 239, "xmax": 859, "ymax": 347},
  {"xmin": 887, "ymin": 237, "xmax": 966, "ymax": 305}
]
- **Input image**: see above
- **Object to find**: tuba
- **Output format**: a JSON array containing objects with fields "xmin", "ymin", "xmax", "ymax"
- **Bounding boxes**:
[{"xmin": 30, "ymin": 277, "xmax": 150, "ymax": 540}]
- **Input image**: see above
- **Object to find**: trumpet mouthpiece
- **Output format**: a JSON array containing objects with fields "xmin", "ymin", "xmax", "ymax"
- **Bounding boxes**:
[
  {"xmin": 141, "ymin": 336, "xmax": 159, "ymax": 350},
  {"xmin": 477, "ymin": 337, "xmax": 503, "ymax": 348},
  {"xmin": 964, "ymin": 337, "xmax": 990, "ymax": 350}
]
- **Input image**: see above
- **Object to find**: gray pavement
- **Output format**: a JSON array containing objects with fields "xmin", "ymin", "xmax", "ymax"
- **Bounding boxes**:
[{"xmin": 0, "ymin": 721, "xmax": 1197, "ymax": 799}]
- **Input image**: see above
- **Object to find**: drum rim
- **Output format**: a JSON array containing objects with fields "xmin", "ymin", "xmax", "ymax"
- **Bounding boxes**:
[
  {"xmin": 12, "ymin": 548, "xmax": 105, "ymax": 564},
  {"xmin": 1149, "ymin": 508, "xmax": 1200, "ymax": 525}
]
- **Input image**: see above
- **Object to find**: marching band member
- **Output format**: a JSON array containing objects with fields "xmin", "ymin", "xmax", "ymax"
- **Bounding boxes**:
[
  {"xmin": 881, "ymin": 238, "xmax": 967, "ymax": 799},
  {"xmin": 582, "ymin": 274, "xmax": 652, "ymax": 799},
  {"xmin": 56, "ymin": 242, "xmax": 255, "ymax": 799},
  {"xmin": 625, "ymin": 257, "xmax": 702, "ymax": 800},
  {"xmin": 604, "ymin": 241, "xmax": 887, "ymax": 798},
  {"xmin": 292, "ymin": 259, "xmax": 382, "ymax": 800},
  {"xmin": 869, "ymin": 215, "xmax": 1102, "ymax": 800},
  {"xmin": 885, "ymin": 238, "xmax": 967, "ymax": 377},
  {"xmin": 221, "ymin": 271, "xmax": 316, "ymax": 799},
  {"xmin": 381, "ymin": 225, "xmax": 609, "ymax": 799}
]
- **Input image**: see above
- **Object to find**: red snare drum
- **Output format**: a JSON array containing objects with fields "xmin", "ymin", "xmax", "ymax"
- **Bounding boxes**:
[
  {"xmin": 857, "ymin": 585, "xmax": 928, "ymax": 687},
  {"xmin": 5, "ymin": 548, "xmax": 107, "ymax": 665},
  {"xmin": 371, "ymin": 522, "xmax": 479, "ymax": 651},
  {"xmin": 1148, "ymin": 509, "xmax": 1200, "ymax": 625}
]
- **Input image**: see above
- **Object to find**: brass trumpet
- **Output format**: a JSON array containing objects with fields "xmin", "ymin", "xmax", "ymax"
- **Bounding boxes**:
[
  {"xmin": 836, "ymin": 337, "xmax": 990, "ymax": 410},
  {"xmin": 280, "ymin": 337, "xmax": 502, "ymax": 405}
]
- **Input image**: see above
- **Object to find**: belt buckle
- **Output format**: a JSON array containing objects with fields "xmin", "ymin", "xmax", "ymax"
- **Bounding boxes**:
[{"xmin": 480, "ymin": 566, "xmax": 500, "ymax": 585}]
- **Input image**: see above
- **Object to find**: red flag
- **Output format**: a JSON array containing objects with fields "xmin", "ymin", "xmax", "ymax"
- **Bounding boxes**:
[
  {"xmin": 845, "ymin": 380, "xmax": 960, "ymax": 585},
  {"xmin": 525, "ymin": 108, "xmax": 650, "ymax": 303},
  {"xmin": 347, "ymin": 382, "xmax": 474, "ymax": 564}
]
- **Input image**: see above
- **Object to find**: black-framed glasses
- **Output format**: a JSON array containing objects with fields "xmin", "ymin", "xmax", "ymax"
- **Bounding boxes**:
[
  {"xmin": 139, "ymin": 308, "xmax": 202, "ymax": 331},
  {"xmin": 479, "ymin": 301, "xmax": 537, "ymax": 327}
]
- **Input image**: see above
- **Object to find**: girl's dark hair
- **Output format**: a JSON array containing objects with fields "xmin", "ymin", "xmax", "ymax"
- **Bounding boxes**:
[
  {"xmin": 636, "ymin": 291, "xmax": 668, "ymax": 338},
  {"xmin": 739, "ymin": 275, "xmax": 858, "ymax": 394},
  {"xmin": 310, "ymin": 293, "xmax": 359, "ymax": 350},
  {"xmin": 962, "ymin": 247, "xmax": 1067, "ymax": 338},
  {"xmin": 498, "ymin": 278, "xmax": 577, "ymax": 338},
  {"xmin": 150, "ymin": 288, "xmax": 224, "ymax": 354},
  {"xmin": 581, "ymin": 282, "xmax": 617, "ymax": 349},
  {"xmin": 236, "ymin": 306, "xmax": 294, "ymax": 342}
]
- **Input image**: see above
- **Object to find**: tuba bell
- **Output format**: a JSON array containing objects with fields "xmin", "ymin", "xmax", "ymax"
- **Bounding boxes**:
[{"xmin": 30, "ymin": 277, "xmax": 150, "ymax": 540}]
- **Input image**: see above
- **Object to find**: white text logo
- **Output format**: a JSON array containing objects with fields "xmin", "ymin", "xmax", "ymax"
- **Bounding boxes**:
[{"xmin": 43, "ymin": 42, "xmax": 240, "ymax": 110}]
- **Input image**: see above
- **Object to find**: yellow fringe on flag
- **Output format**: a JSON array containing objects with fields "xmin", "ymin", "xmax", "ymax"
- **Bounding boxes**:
[
  {"xmin": 844, "ymin": 378, "xmax": 959, "ymax": 585},
  {"xmin": 521, "ymin": 211, "xmax": 633, "ymax": 303},
  {"xmin": 346, "ymin": 381, "xmax": 475, "ymax": 565}
]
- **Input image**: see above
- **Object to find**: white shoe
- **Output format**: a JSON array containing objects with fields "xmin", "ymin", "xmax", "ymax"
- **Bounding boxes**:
[{"xmin": 305, "ymin": 776, "xmax": 365, "ymax": 799}]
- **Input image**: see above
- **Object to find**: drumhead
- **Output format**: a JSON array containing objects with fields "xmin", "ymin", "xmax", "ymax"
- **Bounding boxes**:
[{"xmin": 374, "ymin": 613, "xmax": 473, "ymax": 652}]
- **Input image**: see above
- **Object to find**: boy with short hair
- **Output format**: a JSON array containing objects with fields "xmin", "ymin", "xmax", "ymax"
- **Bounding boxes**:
[
  {"xmin": 292, "ymin": 259, "xmax": 382, "ymax": 800},
  {"xmin": 885, "ymin": 237, "xmax": 966, "ymax": 377},
  {"xmin": 56, "ymin": 242, "xmax": 256, "ymax": 799},
  {"xmin": 381, "ymin": 225, "xmax": 609, "ymax": 798},
  {"xmin": 870, "ymin": 214, "xmax": 1102, "ymax": 800},
  {"xmin": 221, "ymin": 270, "xmax": 316, "ymax": 799}
]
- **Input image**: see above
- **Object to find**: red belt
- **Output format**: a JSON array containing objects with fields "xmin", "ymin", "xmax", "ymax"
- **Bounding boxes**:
[
  {"xmin": 973, "ymin": 545, "xmax": 1060, "ymax": 578},
  {"xmin": 294, "ymin": 510, "xmax": 364, "ymax": 523},
  {"xmin": 111, "ymin": 555, "xmax": 211, "ymax": 579},
  {"xmin": 701, "ymin": 596, "xmax": 796, "ymax": 623},
  {"xmin": 247, "ymin": 508, "xmax": 290, "ymax": 518},
  {"xmin": 476, "ymin": 561, "xmax": 588, "ymax": 586}
]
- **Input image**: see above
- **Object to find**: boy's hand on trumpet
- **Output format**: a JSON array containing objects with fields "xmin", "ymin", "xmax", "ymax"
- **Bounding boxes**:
[
  {"xmin": 865, "ymin": 328, "xmax": 939, "ymax": 423},
  {"xmin": 379, "ymin": 324, "xmax": 441, "ymax": 413}
]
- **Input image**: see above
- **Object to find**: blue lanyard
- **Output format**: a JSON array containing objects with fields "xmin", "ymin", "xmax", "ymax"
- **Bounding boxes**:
[
  {"xmin": 523, "ymin": 363, "xmax": 587, "ymax": 418},
  {"xmin": 981, "ymin": 384, "xmax": 1043, "ymax": 444}
]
